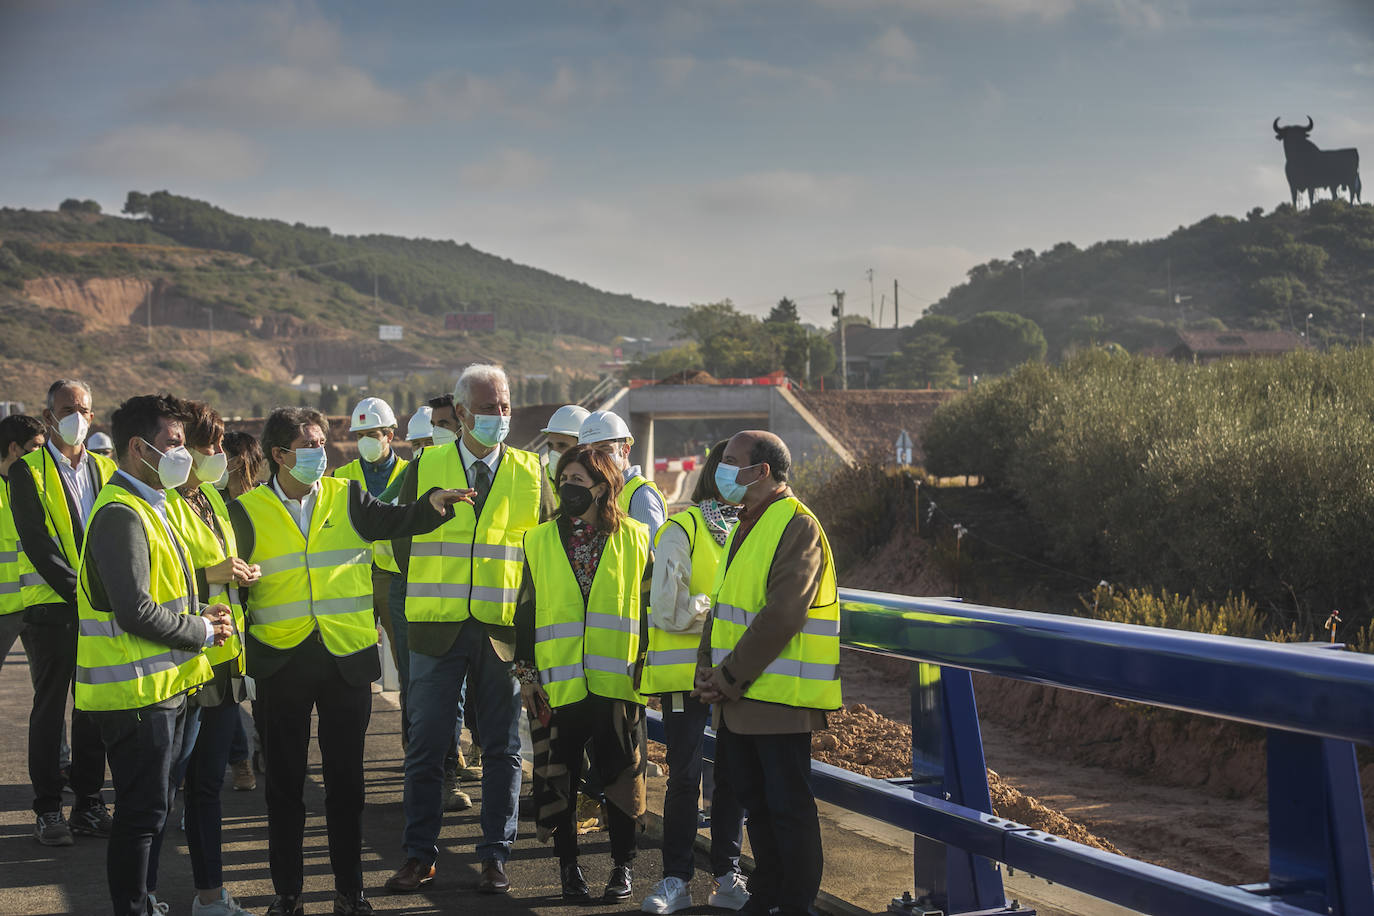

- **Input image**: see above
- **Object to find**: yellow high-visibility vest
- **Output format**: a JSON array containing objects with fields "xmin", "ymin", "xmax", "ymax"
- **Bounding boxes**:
[
  {"xmin": 405, "ymin": 444, "xmax": 542, "ymax": 627},
  {"xmin": 709, "ymin": 496, "xmax": 842, "ymax": 710},
  {"xmin": 525, "ymin": 517, "xmax": 649, "ymax": 707},
  {"xmin": 617, "ymin": 474, "xmax": 663, "ymax": 517},
  {"xmin": 17, "ymin": 447, "xmax": 116, "ymax": 607},
  {"xmin": 236, "ymin": 477, "xmax": 376, "ymax": 657},
  {"xmin": 640, "ymin": 507, "xmax": 722, "ymax": 695},
  {"xmin": 333, "ymin": 455, "xmax": 409, "ymax": 573},
  {"xmin": 166, "ymin": 483, "xmax": 245, "ymax": 673},
  {"xmin": 75, "ymin": 482, "xmax": 213, "ymax": 711},
  {"xmin": 1, "ymin": 479, "xmax": 28, "ymax": 617}
]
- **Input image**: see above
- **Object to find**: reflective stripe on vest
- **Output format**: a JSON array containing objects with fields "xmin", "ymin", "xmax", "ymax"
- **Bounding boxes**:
[
  {"xmin": 525, "ymin": 517, "xmax": 649, "ymax": 707},
  {"xmin": 406, "ymin": 444, "xmax": 542, "ymax": 626},
  {"xmin": 709, "ymin": 496, "xmax": 842, "ymax": 711},
  {"xmin": 334, "ymin": 457, "xmax": 408, "ymax": 573},
  {"xmin": 166, "ymin": 483, "xmax": 245, "ymax": 673},
  {"xmin": 18, "ymin": 447, "xmax": 116, "ymax": 607},
  {"xmin": 75, "ymin": 483, "xmax": 213, "ymax": 710},
  {"xmin": 0, "ymin": 479, "xmax": 25, "ymax": 616},
  {"xmin": 640, "ymin": 507, "xmax": 723, "ymax": 695},
  {"xmin": 236, "ymin": 477, "xmax": 376, "ymax": 657}
]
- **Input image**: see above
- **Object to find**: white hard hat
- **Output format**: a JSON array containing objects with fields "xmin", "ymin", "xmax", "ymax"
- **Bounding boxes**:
[
  {"xmin": 578, "ymin": 409, "xmax": 633, "ymax": 446},
  {"xmin": 349, "ymin": 396, "xmax": 397, "ymax": 432},
  {"xmin": 87, "ymin": 431, "xmax": 113, "ymax": 451},
  {"xmin": 542, "ymin": 404, "xmax": 590, "ymax": 438},
  {"xmin": 406, "ymin": 406, "xmax": 434, "ymax": 440}
]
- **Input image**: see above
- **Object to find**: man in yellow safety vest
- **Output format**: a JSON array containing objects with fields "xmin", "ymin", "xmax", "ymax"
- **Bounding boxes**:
[
  {"xmin": 74, "ymin": 393, "xmax": 235, "ymax": 916},
  {"xmin": 7, "ymin": 379, "xmax": 116, "ymax": 846},
  {"xmin": 0, "ymin": 414, "xmax": 45, "ymax": 671},
  {"xmin": 693, "ymin": 430, "xmax": 842, "ymax": 916},
  {"xmin": 384, "ymin": 363, "xmax": 554, "ymax": 898}
]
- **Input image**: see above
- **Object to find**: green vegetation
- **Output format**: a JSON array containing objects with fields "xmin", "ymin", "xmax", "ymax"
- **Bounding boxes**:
[
  {"xmin": 928, "ymin": 201, "xmax": 1374, "ymax": 356},
  {"xmin": 923, "ymin": 348, "xmax": 1374, "ymax": 632},
  {"xmin": 628, "ymin": 299, "xmax": 836, "ymax": 383}
]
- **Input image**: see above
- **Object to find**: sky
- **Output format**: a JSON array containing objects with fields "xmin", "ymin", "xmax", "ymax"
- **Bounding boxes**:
[{"xmin": 2, "ymin": 0, "xmax": 1373, "ymax": 329}]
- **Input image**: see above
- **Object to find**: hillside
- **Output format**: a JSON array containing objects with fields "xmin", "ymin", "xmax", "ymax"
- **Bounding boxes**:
[
  {"xmin": 0, "ymin": 194, "xmax": 680, "ymax": 415},
  {"xmin": 927, "ymin": 200, "xmax": 1374, "ymax": 357}
]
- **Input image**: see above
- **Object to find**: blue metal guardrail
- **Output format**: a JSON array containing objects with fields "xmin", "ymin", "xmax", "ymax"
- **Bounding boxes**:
[{"xmin": 647, "ymin": 589, "xmax": 1374, "ymax": 916}]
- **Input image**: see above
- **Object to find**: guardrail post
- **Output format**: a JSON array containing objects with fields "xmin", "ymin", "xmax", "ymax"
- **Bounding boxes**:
[
  {"xmin": 909, "ymin": 661, "xmax": 1007, "ymax": 913},
  {"xmin": 1265, "ymin": 729, "xmax": 1374, "ymax": 914}
]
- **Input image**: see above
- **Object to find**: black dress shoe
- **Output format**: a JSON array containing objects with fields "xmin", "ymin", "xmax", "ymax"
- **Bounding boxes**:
[
  {"xmin": 265, "ymin": 896, "xmax": 305, "ymax": 916},
  {"xmin": 603, "ymin": 862, "xmax": 632, "ymax": 901},
  {"xmin": 333, "ymin": 891, "xmax": 373, "ymax": 916},
  {"xmin": 560, "ymin": 862, "xmax": 592, "ymax": 902},
  {"xmin": 477, "ymin": 857, "xmax": 510, "ymax": 894}
]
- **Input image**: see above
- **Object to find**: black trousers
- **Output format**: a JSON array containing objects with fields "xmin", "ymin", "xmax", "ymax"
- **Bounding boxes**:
[
  {"xmin": 22, "ymin": 619, "xmax": 106, "ymax": 813},
  {"xmin": 549, "ymin": 695, "xmax": 639, "ymax": 866},
  {"xmin": 95, "ymin": 699, "xmax": 186, "ymax": 916},
  {"xmin": 254, "ymin": 636, "xmax": 372, "ymax": 897},
  {"xmin": 715, "ymin": 722, "xmax": 823, "ymax": 915}
]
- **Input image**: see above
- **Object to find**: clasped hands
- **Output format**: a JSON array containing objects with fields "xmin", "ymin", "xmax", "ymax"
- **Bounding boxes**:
[
  {"xmin": 202, "ymin": 604, "xmax": 235, "ymax": 647},
  {"xmin": 692, "ymin": 665, "xmax": 727, "ymax": 704}
]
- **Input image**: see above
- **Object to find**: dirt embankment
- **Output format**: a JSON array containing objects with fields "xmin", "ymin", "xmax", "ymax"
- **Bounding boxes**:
[{"xmin": 796, "ymin": 389, "xmax": 960, "ymax": 462}]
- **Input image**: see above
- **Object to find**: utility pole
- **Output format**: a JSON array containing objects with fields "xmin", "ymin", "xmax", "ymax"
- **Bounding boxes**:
[
  {"xmin": 831, "ymin": 289, "xmax": 848, "ymax": 390},
  {"xmin": 893, "ymin": 279, "xmax": 899, "ymax": 328},
  {"xmin": 206, "ymin": 307, "xmax": 214, "ymax": 357},
  {"xmin": 867, "ymin": 267, "xmax": 875, "ymax": 323},
  {"xmin": 145, "ymin": 282, "xmax": 152, "ymax": 347}
]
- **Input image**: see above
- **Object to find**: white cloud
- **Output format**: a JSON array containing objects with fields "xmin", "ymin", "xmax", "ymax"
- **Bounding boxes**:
[
  {"xmin": 153, "ymin": 64, "xmax": 409, "ymax": 127},
  {"xmin": 873, "ymin": 25, "xmax": 919, "ymax": 61},
  {"xmin": 723, "ymin": 58, "xmax": 835, "ymax": 96},
  {"xmin": 696, "ymin": 170, "xmax": 864, "ymax": 215},
  {"xmin": 460, "ymin": 149, "xmax": 551, "ymax": 189},
  {"xmin": 60, "ymin": 125, "xmax": 265, "ymax": 180}
]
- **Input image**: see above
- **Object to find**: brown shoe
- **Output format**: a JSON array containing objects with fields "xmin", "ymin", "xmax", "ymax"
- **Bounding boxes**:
[
  {"xmin": 231, "ymin": 759, "xmax": 256, "ymax": 791},
  {"xmin": 384, "ymin": 857, "xmax": 435, "ymax": 894},
  {"xmin": 477, "ymin": 857, "xmax": 510, "ymax": 894}
]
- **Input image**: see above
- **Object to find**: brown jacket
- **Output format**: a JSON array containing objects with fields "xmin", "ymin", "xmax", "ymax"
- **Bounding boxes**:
[{"xmin": 697, "ymin": 487, "xmax": 830, "ymax": 735}]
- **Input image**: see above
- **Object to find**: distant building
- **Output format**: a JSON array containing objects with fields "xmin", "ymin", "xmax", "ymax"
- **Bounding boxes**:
[
  {"xmin": 829, "ymin": 325, "xmax": 904, "ymax": 387},
  {"xmin": 1168, "ymin": 329, "xmax": 1309, "ymax": 364}
]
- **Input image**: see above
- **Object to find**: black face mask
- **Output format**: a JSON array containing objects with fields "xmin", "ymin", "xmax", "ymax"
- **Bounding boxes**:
[{"xmin": 560, "ymin": 483, "xmax": 596, "ymax": 516}]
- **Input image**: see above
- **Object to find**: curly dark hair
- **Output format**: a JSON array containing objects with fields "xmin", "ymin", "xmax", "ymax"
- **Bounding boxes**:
[
  {"xmin": 110, "ymin": 394, "xmax": 191, "ymax": 460},
  {"xmin": 261, "ymin": 406, "xmax": 327, "ymax": 476},
  {"xmin": 182, "ymin": 400, "xmax": 225, "ymax": 450},
  {"xmin": 554, "ymin": 443, "xmax": 626, "ymax": 534}
]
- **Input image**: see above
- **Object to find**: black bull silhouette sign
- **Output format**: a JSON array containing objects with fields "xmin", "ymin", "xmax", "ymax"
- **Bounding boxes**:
[{"xmin": 1274, "ymin": 116, "xmax": 1362, "ymax": 207}]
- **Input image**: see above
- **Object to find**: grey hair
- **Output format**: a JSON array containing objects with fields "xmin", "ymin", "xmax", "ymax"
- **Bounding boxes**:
[
  {"xmin": 47, "ymin": 379, "xmax": 92, "ymax": 411},
  {"xmin": 453, "ymin": 363, "xmax": 509, "ymax": 409}
]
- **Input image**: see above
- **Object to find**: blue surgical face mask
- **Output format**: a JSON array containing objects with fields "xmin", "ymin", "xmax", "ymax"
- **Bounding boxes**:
[
  {"xmin": 714, "ymin": 463, "xmax": 759, "ymax": 505},
  {"xmin": 468, "ymin": 413, "xmax": 510, "ymax": 448},
  {"xmin": 287, "ymin": 446, "xmax": 328, "ymax": 486}
]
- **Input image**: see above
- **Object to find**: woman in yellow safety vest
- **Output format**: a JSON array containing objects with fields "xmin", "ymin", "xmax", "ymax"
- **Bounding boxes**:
[
  {"xmin": 162, "ymin": 401, "xmax": 261, "ymax": 916},
  {"xmin": 638, "ymin": 440, "xmax": 750, "ymax": 914},
  {"xmin": 514, "ymin": 444, "xmax": 651, "ymax": 905}
]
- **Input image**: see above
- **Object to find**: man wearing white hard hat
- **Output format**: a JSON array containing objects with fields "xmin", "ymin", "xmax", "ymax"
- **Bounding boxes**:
[
  {"xmin": 333, "ymin": 397, "xmax": 411, "ymax": 713},
  {"xmin": 579, "ymin": 409, "xmax": 666, "ymax": 545},
  {"xmin": 86, "ymin": 431, "xmax": 114, "ymax": 458},
  {"xmin": 540, "ymin": 405, "xmax": 588, "ymax": 492},
  {"xmin": 406, "ymin": 406, "xmax": 435, "ymax": 452}
]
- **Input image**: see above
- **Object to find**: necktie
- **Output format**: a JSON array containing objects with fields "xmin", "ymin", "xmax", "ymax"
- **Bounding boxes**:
[{"xmin": 471, "ymin": 461, "xmax": 492, "ymax": 516}]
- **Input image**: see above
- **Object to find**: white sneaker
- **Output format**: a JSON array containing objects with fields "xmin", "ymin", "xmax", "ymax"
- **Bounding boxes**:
[
  {"xmin": 708, "ymin": 871, "xmax": 751, "ymax": 910},
  {"xmin": 147, "ymin": 894, "xmax": 171, "ymax": 915},
  {"xmin": 191, "ymin": 888, "xmax": 256, "ymax": 915},
  {"xmin": 641, "ymin": 876, "xmax": 692, "ymax": 914}
]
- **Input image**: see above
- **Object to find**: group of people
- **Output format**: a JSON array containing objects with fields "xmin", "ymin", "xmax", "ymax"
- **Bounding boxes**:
[{"xmin": 0, "ymin": 363, "xmax": 841, "ymax": 916}]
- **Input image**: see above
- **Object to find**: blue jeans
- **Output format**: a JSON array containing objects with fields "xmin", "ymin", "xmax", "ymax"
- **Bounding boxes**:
[
  {"xmin": 184, "ymin": 699, "xmax": 242, "ymax": 890},
  {"xmin": 402, "ymin": 619, "xmax": 522, "ymax": 865},
  {"xmin": 661, "ymin": 693, "xmax": 745, "ymax": 880}
]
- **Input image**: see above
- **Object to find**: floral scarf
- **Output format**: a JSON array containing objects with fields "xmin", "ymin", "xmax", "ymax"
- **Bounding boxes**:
[{"xmin": 698, "ymin": 497, "xmax": 739, "ymax": 547}]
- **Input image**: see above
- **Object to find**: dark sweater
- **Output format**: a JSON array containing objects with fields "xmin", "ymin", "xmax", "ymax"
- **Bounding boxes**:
[
  {"xmin": 226, "ymin": 477, "xmax": 449, "ymax": 685},
  {"xmin": 7, "ymin": 448, "xmax": 105, "ymax": 623}
]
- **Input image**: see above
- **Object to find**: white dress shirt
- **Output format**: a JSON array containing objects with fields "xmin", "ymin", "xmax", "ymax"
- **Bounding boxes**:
[
  {"xmin": 459, "ymin": 439, "xmax": 501, "ymax": 482},
  {"xmin": 271, "ymin": 473, "xmax": 320, "ymax": 537},
  {"xmin": 47, "ymin": 439, "xmax": 98, "ymax": 526}
]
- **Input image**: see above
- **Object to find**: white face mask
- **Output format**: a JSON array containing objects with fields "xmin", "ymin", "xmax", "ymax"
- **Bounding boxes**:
[
  {"xmin": 55, "ymin": 411, "xmax": 90, "ymax": 448},
  {"xmin": 546, "ymin": 448, "xmax": 563, "ymax": 470},
  {"xmin": 139, "ymin": 437, "xmax": 194, "ymax": 490},
  {"xmin": 357, "ymin": 435, "xmax": 387, "ymax": 464},
  {"xmin": 191, "ymin": 450, "xmax": 227, "ymax": 486},
  {"xmin": 431, "ymin": 426, "xmax": 459, "ymax": 447}
]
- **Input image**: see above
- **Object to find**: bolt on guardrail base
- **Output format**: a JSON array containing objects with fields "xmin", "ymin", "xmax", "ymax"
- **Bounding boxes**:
[{"xmin": 888, "ymin": 890, "xmax": 1035, "ymax": 916}]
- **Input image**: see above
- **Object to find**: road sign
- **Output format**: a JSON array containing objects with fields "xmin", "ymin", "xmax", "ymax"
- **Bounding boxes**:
[
  {"xmin": 378, "ymin": 324, "xmax": 403, "ymax": 341},
  {"xmin": 895, "ymin": 429, "xmax": 913, "ymax": 466}
]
